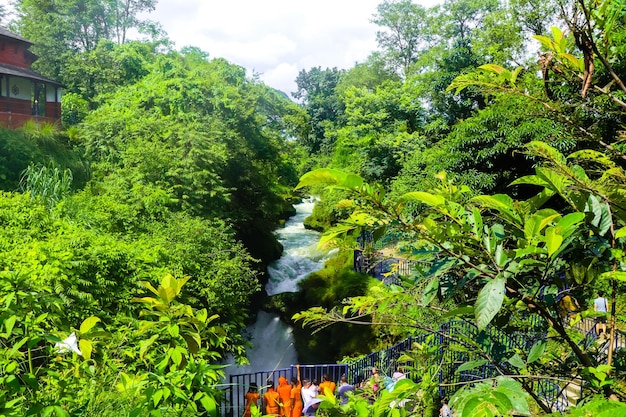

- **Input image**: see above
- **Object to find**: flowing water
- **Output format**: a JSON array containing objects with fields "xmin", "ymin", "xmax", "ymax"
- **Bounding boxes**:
[
  {"xmin": 225, "ymin": 199, "xmax": 323, "ymax": 376},
  {"xmin": 266, "ymin": 199, "xmax": 326, "ymax": 296}
]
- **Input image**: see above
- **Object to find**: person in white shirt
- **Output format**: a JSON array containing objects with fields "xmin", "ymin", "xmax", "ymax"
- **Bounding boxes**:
[
  {"xmin": 301, "ymin": 379, "xmax": 319, "ymax": 416},
  {"xmin": 594, "ymin": 291, "xmax": 609, "ymax": 338}
]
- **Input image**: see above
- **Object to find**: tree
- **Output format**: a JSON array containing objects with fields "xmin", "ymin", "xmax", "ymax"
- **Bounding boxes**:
[
  {"xmin": 371, "ymin": 0, "xmax": 430, "ymax": 77},
  {"xmin": 110, "ymin": 0, "xmax": 157, "ymax": 44},
  {"xmin": 291, "ymin": 0, "xmax": 626, "ymax": 411},
  {"xmin": 332, "ymin": 79, "xmax": 426, "ymax": 184},
  {"xmin": 335, "ymin": 52, "xmax": 400, "ymax": 96},
  {"xmin": 13, "ymin": 0, "xmax": 160, "ymax": 78},
  {"xmin": 60, "ymin": 40, "xmax": 156, "ymax": 105},
  {"xmin": 78, "ymin": 52, "xmax": 305, "ymax": 263},
  {"xmin": 295, "ymin": 145, "xmax": 626, "ymax": 410},
  {"xmin": 410, "ymin": 0, "xmax": 526, "ymax": 125},
  {"xmin": 292, "ymin": 67, "xmax": 345, "ymax": 155}
]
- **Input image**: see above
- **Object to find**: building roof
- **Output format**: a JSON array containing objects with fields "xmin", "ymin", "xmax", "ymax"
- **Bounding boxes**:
[
  {"xmin": 0, "ymin": 63, "xmax": 62, "ymax": 86},
  {"xmin": 0, "ymin": 26, "xmax": 33, "ymax": 45}
]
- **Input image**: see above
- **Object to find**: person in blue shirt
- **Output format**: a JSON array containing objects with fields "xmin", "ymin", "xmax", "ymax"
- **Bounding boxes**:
[{"xmin": 337, "ymin": 375, "xmax": 354, "ymax": 405}]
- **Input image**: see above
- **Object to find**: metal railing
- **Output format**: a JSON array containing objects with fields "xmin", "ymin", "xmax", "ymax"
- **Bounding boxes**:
[
  {"xmin": 225, "ymin": 364, "xmax": 347, "ymax": 417},
  {"xmin": 222, "ymin": 316, "xmax": 626, "ymax": 416}
]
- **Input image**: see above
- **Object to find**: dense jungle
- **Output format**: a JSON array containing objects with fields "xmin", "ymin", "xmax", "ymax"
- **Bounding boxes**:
[{"xmin": 2, "ymin": 0, "xmax": 626, "ymax": 415}]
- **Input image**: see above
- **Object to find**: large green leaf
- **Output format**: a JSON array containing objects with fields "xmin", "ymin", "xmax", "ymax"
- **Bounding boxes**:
[
  {"xmin": 199, "ymin": 394, "xmax": 218, "ymax": 417},
  {"xmin": 525, "ymin": 141, "xmax": 568, "ymax": 166},
  {"xmin": 545, "ymin": 227, "xmax": 563, "ymax": 257},
  {"xmin": 585, "ymin": 195, "xmax": 612, "ymax": 236},
  {"xmin": 421, "ymin": 278, "xmax": 439, "ymax": 306},
  {"xmin": 599, "ymin": 270, "xmax": 626, "ymax": 281},
  {"xmin": 470, "ymin": 208, "xmax": 483, "ymax": 239},
  {"xmin": 507, "ymin": 353, "xmax": 525, "ymax": 369},
  {"xmin": 495, "ymin": 377, "xmax": 531, "ymax": 415},
  {"xmin": 318, "ymin": 224, "xmax": 358, "ymax": 247},
  {"xmin": 79, "ymin": 339, "xmax": 93, "ymax": 360},
  {"xmin": 527, "ymin": 340, "xmax": 546, "ymax": 363},
  {"xmin": 472, "ymin": 194, "xmax": 522, "ymax": 226},
  {"xmin": 456, "ymin": 359, "xmax": 488, "ymax": 373},
  {"xmin": 554, "ymin": 212, "xmax": 585, "ymax": 239},
  {"xmin": 442, "ymin": 306, "xmax": 474, "ymax": 319},
  {"xmin": 510, "ymin": 174, "xmax": 551, "ymax": 188},
  {"xmin": 399, "ymin": 191, "xmax": 445, "ymax": 206},
  {"xmin": 534, "ymin": 167, "xmax": 570, "ymax": 195},
  {"xmin": 79, "ymin": 316, "xmax": 101, "ymax": 334},
  {"xmin": 475, "ymin": 277, "xmax": 506, "ymax": 330},
  {"xmin": 523, "ymin": 209, "xmax": 560, "ymax": 241},
  {"xmin": 568, "ymin": 149, "xmax": 617, "ymax": 168}
]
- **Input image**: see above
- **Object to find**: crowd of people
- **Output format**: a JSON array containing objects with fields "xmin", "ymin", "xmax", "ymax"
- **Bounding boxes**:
[
  {"xmin": 241, "ymin": 365, "xmax": 449, "ymax": 417},
  {"xmin": 243, "ymin": 365, "xmax": 354, "ymax": 417},
  {"xmin": 239, "ymin": 290, "xmax": 615, "ymax": 417}
]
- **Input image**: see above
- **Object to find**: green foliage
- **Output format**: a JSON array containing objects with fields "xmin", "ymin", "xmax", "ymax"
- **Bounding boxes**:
[
  {"xmin": 291, "ymin": 252, "xmax": 375, "ymax": 363},
  {"xmin": 292, "ymin": 66, "xmax": 346, "ymax": 155},
  {"xmin": 0, "ymin": 127, "xmax": 88, "ymax": 192},
  {"xmin": 371, "ymin": 0, "xmax": 429, "ymax": 77},
  {"xmin": 60, "ymin": 40, "xmax": 157, "ymax": 105},
  {"xmin": 76, "ymin": 52, "xmax": 304, "ymax": 261},
  {"xmin": 19, "ymin": 164, "xmax": 73, "ymax": 209},
  {"xmin": 14, "ymin": 0, "xmax": 162, "ymax": 79},
  {"xmin": 294, "ymin": 134, "xmax": 626, "ymax": 408},
  {"xmin": 60, "ymin": 92, "xmax": 90, "ymax": 127},
  {"xmin": 0, "ymin": 269, "xmax": 227, "ymax": 415},
  {"xmin": 449, "ymin": 376, "xmax": 531, "ymax": 417},
  {"xmin": 548, "ymin": 396, "xmax": 626, "ymax": 416},
  {"xmin": 0, "ymin": 184, "xmax": 261, "ymax": 358}
]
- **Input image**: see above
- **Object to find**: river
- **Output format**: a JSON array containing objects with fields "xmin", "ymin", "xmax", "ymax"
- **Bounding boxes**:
[{"xmin": 224, "ymin": 199, "xmax": 324, "ymax": 376}]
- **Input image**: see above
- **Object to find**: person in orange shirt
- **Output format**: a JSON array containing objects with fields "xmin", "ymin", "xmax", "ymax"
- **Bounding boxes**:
[
  {"xmin": 318, "ymin": 374, "xmax": 336, "ymax": 398},
  {"xmin": 243, "ymin": 383, "xmax": 260, "ymax": 417},
  {"xmin": 291, "ymin": 365, "xmax": 303, "ymax": 417},
  {"xmin": 277, "ymin": 375, "xmax": 292, "ymax": 417},
  {"xmin": 264, "ymin": 382, "xmax": 281, "ymax": 416}
]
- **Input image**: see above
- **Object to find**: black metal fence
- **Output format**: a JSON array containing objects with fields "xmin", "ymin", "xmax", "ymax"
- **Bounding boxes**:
[
  {"xmin": 354, "ymin": 249, "xmax": 414, "ymax": 283},
  {"xmin": 222, "ymin": 316, "xmax": 626, "ymax": 415},
  {"xmin": 225, "ymin": 364, "xmax": 348, "ymax": 417}
]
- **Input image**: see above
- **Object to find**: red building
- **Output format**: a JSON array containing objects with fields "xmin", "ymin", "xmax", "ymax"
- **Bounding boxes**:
[{"xmin": 0, "ymin": 26, "xmax": 62, "ymax": 128}]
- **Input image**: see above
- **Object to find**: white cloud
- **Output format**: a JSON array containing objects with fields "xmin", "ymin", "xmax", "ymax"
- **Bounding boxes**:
[
  {"xmin": 260, "ymin": 62, "xmax": 300, "ymax": 95},
  {"xmin": 144, "ymin": 0, "xmax": 442, "ymax": 95}
]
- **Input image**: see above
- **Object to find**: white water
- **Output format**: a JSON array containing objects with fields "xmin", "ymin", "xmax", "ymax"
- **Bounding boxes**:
[
  {"xmin": 225, "ymin": 199, "xmax": 323, "ymax": 376},
  {"xmin": 266, "ymin": 199, "xmax": 326, "ymax": 296},
  {"xmin": 226, "ymin": 311, "xmax": 299, "ymax": 374}
]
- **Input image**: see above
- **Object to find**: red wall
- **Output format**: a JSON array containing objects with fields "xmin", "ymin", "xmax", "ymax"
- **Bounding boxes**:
[
  {"xmin": 0, "ymin": 40, "xmax": 32, "ymax": 69},
  {"xmin": 0, "ymin": 113, "xmax": 60, "ymax": 129},
  {"xmin": 45, "ymin": 102, "xmax": 60, "ymax": 119},
  {"xmin": 0, "ymin": 97, "xmax": 61, "ymax": 127}
]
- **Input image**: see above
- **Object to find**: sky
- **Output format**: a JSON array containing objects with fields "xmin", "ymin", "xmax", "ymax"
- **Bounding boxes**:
[
  {"xmin": 144, "ymin": 0, "xmax": 440, "ymax": 96},
  {"xmin": 0, "ymin": 0, "xmax": 441, "ymax": 95}
]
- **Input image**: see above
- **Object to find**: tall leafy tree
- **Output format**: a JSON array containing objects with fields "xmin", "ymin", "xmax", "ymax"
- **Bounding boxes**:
[
  {"xmin": 79, "ymin": 52, "xmax": 305, "ymax": 262},
  {"xmin": 13, "ymin": 0, "xmax": 159, "ymax": 78},
  {"xmin": 371, "ymin": 0, "xmax": 430, "ymax": 77},
  {"xmin": 60, "ymin": 40, "xmax": 156, "ymax": 105},
  {"xmin": 333, "ymin": 79, "xmax": 426, "ymax": 183},
  {"xmin": 294, "ymin": 0, "xmax": 626, "ymax": 410},
  {"xmin": 412, "ymin": 0, "xmax": 524, "ymax": 125},
  {"xmin": 292, "ymin": 67, "xmax": 345, "ymax": 155}
]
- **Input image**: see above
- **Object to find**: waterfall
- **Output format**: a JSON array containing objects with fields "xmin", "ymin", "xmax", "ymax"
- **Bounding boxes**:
[
  {"xmin": 266, "ymin": 199, "xmax": 326, "ymax": 296},
  {"xmin": 225, "ymin": 199, "xmax": 323, "ymax": 376}
]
